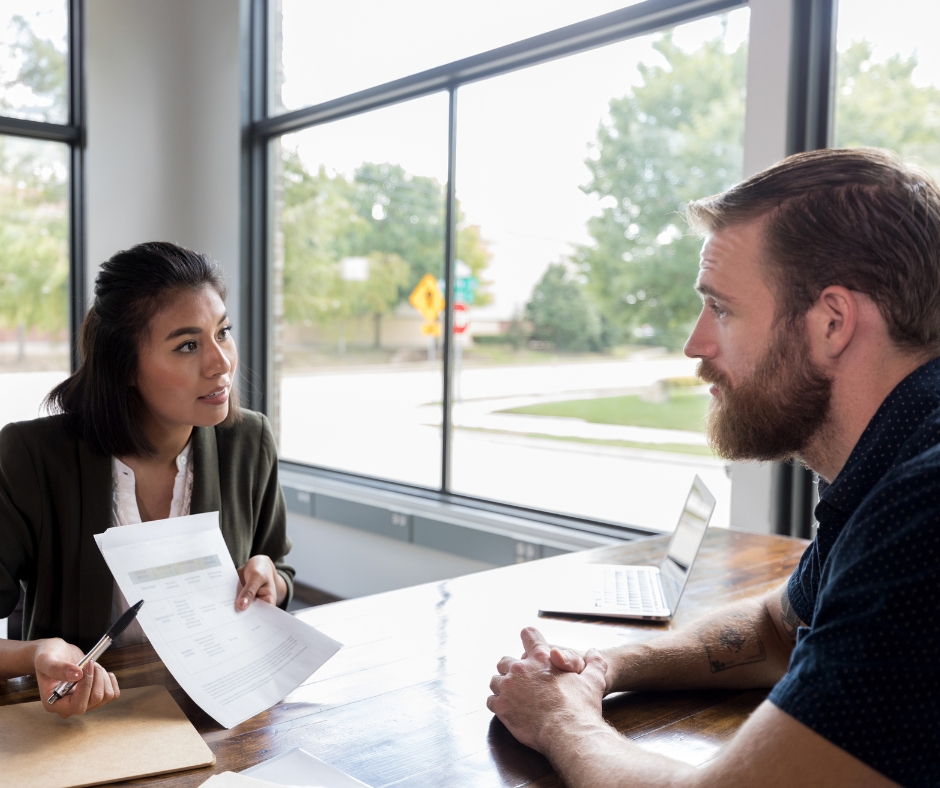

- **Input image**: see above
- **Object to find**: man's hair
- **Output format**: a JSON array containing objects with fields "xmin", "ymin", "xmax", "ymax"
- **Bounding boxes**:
[
  {"xmin": 687, "ymin": 147, "xmax": 940, "ymax": 351},
  {"xmin": 45, "ymin": 241, "xmax": 241, "ymax": 457}
]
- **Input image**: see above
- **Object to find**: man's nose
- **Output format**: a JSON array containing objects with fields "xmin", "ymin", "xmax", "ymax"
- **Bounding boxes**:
[{"xmin": 684, "ymin": 311, "xmax": 713, "ymax": 359}]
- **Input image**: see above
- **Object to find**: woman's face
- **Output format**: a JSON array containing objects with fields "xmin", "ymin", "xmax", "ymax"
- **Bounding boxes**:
[{"xmin": 135, "ymin": 286, "xmax": 237, "ymax": 433}]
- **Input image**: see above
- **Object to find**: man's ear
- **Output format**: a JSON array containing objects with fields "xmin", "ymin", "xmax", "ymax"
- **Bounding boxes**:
[{"xmin": 808, "ymin": 286, "xmax": 858, "ymax": 359}]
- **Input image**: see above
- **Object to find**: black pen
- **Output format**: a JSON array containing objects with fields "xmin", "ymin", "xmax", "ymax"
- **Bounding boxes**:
[{"xmin": 47, "ymin": 599, "xmax": 145, "ymax": 705}]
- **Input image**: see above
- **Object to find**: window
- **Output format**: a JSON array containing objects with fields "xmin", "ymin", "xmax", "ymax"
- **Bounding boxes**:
[
  {"xmin": 449, "ymin": 14, "xmax": 747, "ymax": 530},
  {"xmin": 273, "ymin": 0, "xmax": 646, "ymax": 113},
  {"xmin": 834, "ymin": 0, "xmax": 940, "ymax": 181},
  {"xmin": 262, "ymin": 1, "xmax": 750, "ymax": 534},
  {"xmin": 0, "ymin": 1, "xmax": 68, "ymax": 123},
  {"xmin": 271, "ymin": 94, "xmax": 450, "ymax": 487},
  {"xmin": 0, "ymin": 0, "xmax": 79, "ymax": 432}
]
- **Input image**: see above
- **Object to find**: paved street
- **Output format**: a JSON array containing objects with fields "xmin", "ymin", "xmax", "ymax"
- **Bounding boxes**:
[{"xmin": 278, "ymin": 355, "xmax": 730, "ymax": 531}]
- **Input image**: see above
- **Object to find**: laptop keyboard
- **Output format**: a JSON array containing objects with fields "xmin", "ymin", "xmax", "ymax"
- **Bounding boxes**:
[{"xmin": 595, "ymin": 567, "xmax": 666, "ymax": 616}]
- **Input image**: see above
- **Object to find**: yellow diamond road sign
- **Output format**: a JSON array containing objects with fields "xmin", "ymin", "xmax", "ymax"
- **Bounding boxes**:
[{"xmin": 408, "ymin": 273, "xmax": 446, "ymax": 323}]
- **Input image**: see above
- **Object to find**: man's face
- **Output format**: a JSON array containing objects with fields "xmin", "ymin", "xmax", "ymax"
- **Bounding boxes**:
[{"xmin": 684, "ymin": 220, "xmax": 832, "ymax": 462}]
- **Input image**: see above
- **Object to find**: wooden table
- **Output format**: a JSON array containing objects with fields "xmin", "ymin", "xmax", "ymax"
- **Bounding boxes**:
[{"xmin": 0, "ymin": 529, "xmax": 806, "ymax": 787}]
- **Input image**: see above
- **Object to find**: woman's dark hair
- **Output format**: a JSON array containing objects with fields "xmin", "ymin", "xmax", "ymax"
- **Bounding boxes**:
[{"xmin": 45, "ymin": 241, "xmax": 241, "ymax": 457}]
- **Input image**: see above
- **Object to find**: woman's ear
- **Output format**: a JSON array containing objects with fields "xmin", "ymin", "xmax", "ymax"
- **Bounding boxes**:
[{"xmin": 808, "ymin": 285, "xmax": 858, "ymax": 359}]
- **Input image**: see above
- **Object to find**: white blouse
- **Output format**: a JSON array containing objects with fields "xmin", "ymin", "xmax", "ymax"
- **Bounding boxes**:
[{"xmin": 109, "ymin": 441, "xmax": 194, "ymax": 646}]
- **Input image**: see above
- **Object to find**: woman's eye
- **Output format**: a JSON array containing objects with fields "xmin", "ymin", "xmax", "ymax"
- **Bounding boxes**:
[
  {"xmin": 176, "ymin": 340, "xmax": 198, "ymax": 353},
  {"xmin": 218, "ymin": 325, "xmax": 233, "ymax": 340}
]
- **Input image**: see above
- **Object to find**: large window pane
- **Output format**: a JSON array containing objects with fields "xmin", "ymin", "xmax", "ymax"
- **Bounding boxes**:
[
  {"xmin": 0, "ymin": 1, "xmax": 68, "ymax": 124},
  {"xmin": 0, "ymin": 135, "xmax": 69, "ymax": 430},
  {"xmin": 835, "ymin": 0, "xmax": 940, "ymax": 181},
  {"xmin": 272, "ymin": 94, "xmax": 449, "ymax": 487},
  {"xmin": 450, "ymin": 11, "xmax": 749, "ymax": 531},
  {"xmin": 272, "ymin": 0, "xmax": 644, "ymax": 114}
]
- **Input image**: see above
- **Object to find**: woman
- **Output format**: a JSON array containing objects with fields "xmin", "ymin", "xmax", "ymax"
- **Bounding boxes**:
[{"xmin": 0, "ymin": 241, "xmax": 294, "ymax": 717}]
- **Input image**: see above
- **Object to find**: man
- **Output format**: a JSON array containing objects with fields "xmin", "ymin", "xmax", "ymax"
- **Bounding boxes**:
[{"xmin": 487, "ymin": 148, "xmax": 940, "ymax": 788}]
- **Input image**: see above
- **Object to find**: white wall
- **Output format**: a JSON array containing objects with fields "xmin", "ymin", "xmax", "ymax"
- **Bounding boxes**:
[
  {"xmin": 85, "ymin": 0, "xmax": 242, "ymax": 326},
  {"xmin": 287, "ymin": 513, "xmax": 497, "ymax": 599}
]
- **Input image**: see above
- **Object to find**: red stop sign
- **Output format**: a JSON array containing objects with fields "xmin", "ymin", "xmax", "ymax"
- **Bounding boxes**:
[{"xmin": 453, "ymin": 303, "xmax": 470, "ymax": 334}]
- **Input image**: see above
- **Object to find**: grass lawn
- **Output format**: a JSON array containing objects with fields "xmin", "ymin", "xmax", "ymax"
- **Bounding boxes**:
[{"xmin": 500, "ymin": 391, "xmax": 710, "ymax": 433}]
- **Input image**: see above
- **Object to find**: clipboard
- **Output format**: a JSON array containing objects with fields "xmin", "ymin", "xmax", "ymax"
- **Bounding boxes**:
[{"xmin": 0, "ymin": 684, "xmax": 215, "ymax": 788}]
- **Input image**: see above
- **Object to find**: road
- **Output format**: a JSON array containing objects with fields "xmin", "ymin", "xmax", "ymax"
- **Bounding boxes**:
[{"xmin": 277, "ymin": 354, "xmax": 730, "ymax": 531}]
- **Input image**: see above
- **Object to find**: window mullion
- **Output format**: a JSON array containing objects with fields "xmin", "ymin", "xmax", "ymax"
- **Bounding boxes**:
[
  {"xmin": 68, "ymin": 0, "xmax": 87, "ymax": 372},
  {"xmin": 441, "ymin": 87, "xmax": 459, "ymax": 493}
]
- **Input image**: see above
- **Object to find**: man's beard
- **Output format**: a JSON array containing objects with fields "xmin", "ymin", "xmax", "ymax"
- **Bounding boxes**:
[{"xmin": 697, "ymin": 321, "xmax": 833, "ymax": 463}]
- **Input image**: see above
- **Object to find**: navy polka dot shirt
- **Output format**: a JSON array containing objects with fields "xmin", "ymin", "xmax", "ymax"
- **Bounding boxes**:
[{"xmin": 768, "ymin": 357, "xmax": 940, "ymax": 787}]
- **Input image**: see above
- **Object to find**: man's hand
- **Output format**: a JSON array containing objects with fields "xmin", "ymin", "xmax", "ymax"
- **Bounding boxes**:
[
  {"xmin": 34, "ymin": 639, "xmax": 120, "ymax": 719},
  {"xmin": 236, "ymin": 555, "xmax": 287, "ymax": 610},
  {"xmin": 487, "ymin": 627, "xmax": 609, "ymax": 752}
]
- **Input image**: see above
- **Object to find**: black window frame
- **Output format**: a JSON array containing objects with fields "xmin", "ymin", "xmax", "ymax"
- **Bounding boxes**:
[
  {"xmin": 243, "ymin": 0, "xmax": 837, "ymax": 541},
  {"xmin": 0, "ymin": 0, "xmax": 86, "ymax": 372}
]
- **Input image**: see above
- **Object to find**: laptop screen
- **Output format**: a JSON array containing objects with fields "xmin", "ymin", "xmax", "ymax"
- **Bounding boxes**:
[{"xmin": 659, "ymin": 476, "xmax": 716, "ymax": 610}]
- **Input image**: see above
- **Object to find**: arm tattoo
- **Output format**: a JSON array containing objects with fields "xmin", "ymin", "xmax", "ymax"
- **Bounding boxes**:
[
  {"xmin": 698, "ymin": 613, "xmax": 767, "ymax": 673},
  {"xmin": 779, "ymin": 587, "xmax": 804, "ymax": 644}
]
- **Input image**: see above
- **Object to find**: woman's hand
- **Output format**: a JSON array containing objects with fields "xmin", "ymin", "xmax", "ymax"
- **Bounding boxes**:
[
  {"xmin": 236, "ymin": 555, "xmax": 288, "ymax": 610},
  {"xmin": 34, "ymin": 638, "xmax": 120, "ymax": 718}
]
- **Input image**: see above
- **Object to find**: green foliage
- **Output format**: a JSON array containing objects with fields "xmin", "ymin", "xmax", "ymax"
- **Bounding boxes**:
[
  {"xmin": 0, "ymin": 15, "xmax": 67, "ymax": 118},
  {"xmin": 526, "ymin": 263, "xmax": 601, "ymax": 351},
  {"xmin": 281, "ymin": 152, "xmax": 492, "ymax": 333},
  {"xmin": 0, "ymin": 15, "xmax": 69, "ymax": 343},
  {"xmin": 0, "ymin": 138, "xmax": 68, "ymax": 334},
  {"xmin": 347, "ymin": 161, "xmax": 447, "ymax": 284},
  {"xmin": 577, "ymin": 27, "xmax": 747, "ymax": 351},
  {"xmin": 501, "ymin": 390, "xmax": 709, "ymax": 433},
  {"xmin": 455, "ymin": 223, "xmax": 493, "ymax": 307},
  {"xmin": 576, "ymin": 30, "xmax": 940, "ymax": 352},
  {"xmin": 835, "ymin": 41, "xmax": 940, "ymax": 179}
]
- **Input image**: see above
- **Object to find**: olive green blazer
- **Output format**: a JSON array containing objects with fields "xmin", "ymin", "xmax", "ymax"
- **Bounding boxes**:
[{"xmin": 0, "ymin": 410, "xmax": 294, "ymax": 652}]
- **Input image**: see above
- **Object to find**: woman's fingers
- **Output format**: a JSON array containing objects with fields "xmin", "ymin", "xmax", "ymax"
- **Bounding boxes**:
[
  {"xmin": 236, "ymin": 556, "xmax": 277, "ymax": 609},
  {"xmin": 85, "ymin": 664, "xmax": 119, "ymax": 711}
]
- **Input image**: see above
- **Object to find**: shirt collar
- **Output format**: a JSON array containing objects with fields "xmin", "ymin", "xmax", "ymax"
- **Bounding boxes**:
[
  {"xmin": 821, "ymin": 356, "xmax": 940, "ymax": 514},
  {"xmin": 175, "ymin": 439, "xmax": 192, "ymax": 473}
]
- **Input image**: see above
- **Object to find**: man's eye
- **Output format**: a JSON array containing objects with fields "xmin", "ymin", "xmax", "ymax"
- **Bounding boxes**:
[{"xmin": 710, "ymin": 303, "xmax": 727, "ymax": 318}]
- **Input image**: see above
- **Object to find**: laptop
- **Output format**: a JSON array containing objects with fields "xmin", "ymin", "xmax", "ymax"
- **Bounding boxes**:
[{"xmin": 540, "ymin": 475, "xmax": 716, "ymax": 621}]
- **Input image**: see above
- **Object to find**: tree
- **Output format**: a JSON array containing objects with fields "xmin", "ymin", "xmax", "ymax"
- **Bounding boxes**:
[
  {"xmin": 0, "ymin": 15, "xmax": 67, "ymax": 119},
  {"xmin": 0, "ymin": 139, "xmax": 69, "ymax": 354},
  {"xmin": 835, "ymin": 41, "xmax": 940, "ymax": 179},
  {"xmin": 0, "ymin": 17, "xmax": 69, "ymax": 359},
  {"xmin": 526, "ymin": 263, "xmax": 601, "ymax": 352},
  {"xmin": 576, "ymin": 27, "xmax": 747, "ymax": 350},
  {"xmin": 280, "ymin": 152, "xmax": 492, "ymax": 347},
  {"xmin": 577, "ymin": 28, "xmax": 940, "ymax": 351}
]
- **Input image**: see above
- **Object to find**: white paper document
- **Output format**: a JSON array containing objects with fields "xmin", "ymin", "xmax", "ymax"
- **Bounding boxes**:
[
  {"xmin": 95, "ymin": 512, "xmax": 342, "ymax": 729},
  {"xmin": 202, "ymin": 746, "xmax": 372, "ymax": 786},
  {"xmin": 242, "ymin": 747, "xmax": 371, "ymax": 787}
]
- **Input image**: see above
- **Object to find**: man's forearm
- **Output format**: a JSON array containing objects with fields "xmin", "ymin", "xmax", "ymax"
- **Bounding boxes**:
[
  {"xmin": 546, "ymin": 717, "xmax": 695, "ymax": 788},
  {"xmin": 0, "ymin": 638, "xmax": 38, "ymax": 680},
  {"xmin": 603, "ymin": 592, "xmax": 794, "ymax": 693}
]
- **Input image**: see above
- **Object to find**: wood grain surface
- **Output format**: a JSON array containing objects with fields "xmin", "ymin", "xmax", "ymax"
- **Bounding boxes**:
[{"xmin": 0, "ymin": 529, "xmax": 807, "ymax": 787}]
